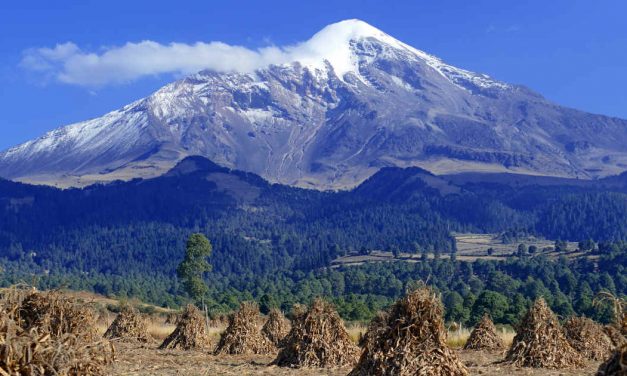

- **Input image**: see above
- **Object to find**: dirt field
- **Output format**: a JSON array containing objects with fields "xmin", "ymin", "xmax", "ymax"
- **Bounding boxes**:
[
  {"xmin": 111, "ymin": 342, "xmax": 601, "ymax": 375},
  {"xmin": 332, "ymin": 233, "xmax": 590, "ymax": 267},
  {"xmin": 453, "ymin": 233, "xmax": 583, "ymax": 260},
  {"xmin": 100, "ymin": 300, "xmax": 605, "ymax": 375}
]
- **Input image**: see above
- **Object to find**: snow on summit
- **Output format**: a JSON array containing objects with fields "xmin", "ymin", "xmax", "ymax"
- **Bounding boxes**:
[
  {"xmin": 285, "ymin": 19, "xmax": 404, "ymax": 78},
  {"xmin": 278, "ymin": 19, "xmax": 508, "ymax": 89}
]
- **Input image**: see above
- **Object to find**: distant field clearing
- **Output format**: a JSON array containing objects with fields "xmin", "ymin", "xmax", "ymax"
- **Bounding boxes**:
[{"xmin": 332, "ymin": 233, "xmax": 590, "ymax": 267}]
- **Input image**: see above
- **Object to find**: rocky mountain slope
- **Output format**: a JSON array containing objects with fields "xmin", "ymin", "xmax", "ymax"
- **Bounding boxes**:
[{"xmin": 1, "ymin": 19, "xmax": 626, "ymax": 189}]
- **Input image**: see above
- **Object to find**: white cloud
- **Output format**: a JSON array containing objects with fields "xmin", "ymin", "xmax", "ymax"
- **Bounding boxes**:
[
  {"xmin": 19, "ymin": 19, "xmax": 395, "ymax": 87},
  {"xmin": 21, "ymin": 41, "xmax": 288, "ymax": 86}
]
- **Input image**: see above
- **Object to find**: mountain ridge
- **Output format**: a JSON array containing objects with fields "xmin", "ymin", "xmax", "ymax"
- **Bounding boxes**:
[{"xmin": 1, "ymin": 19, "xmax": 626, "ymax": 189}]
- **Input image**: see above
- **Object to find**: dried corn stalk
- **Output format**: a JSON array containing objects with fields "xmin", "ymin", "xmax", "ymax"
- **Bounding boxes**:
[
  {"xmin": 504, "ymin": 298, "xmax": 583, "ymax": 369},
  {"xmin": 464, "ymin": 314, "xmax": 504, "ymax": 351},
  {"xmin": 349, "ymin": 287, "xmax": 468, "ymax": 376},
  {"xmin": 160, "ymin": 304, "xmax": 211, "ymax": 350},
  {"xmin": 214, "ymin": 302, "xmax": 274, "ymax": 355},
  {"xmin": 104, "ymin": 305, "xmax": 152, "ymax": 343},
  {"xmin": 273, "ymin": 298, "xmax": 359, "ymax": 368},
  {"xmin": 261, "ymin": 309, "xmax": 290, "ymax": 347},
  {"xmin": 563, "ymin": 316, "xmax": 613, "ymax": 360}
]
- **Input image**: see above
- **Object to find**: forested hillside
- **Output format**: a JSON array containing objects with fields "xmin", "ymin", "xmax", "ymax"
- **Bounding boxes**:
[{"xmin": 0, "ymin": 156, "xmax": 626, "ymax": 323}]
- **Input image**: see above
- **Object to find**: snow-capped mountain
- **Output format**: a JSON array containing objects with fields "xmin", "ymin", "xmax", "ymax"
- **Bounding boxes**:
[{"xmin": 1, "ymin": 19, "xmax": 627, "ymax": 188}]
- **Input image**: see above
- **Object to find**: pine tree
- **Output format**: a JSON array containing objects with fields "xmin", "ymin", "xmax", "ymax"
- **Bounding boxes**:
[{"xmin": 177, "ymin": 233, "xmax": 212, "ymax": 302}]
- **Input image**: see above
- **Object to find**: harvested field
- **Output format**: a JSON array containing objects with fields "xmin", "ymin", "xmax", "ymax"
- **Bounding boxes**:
[
  {"xmin": 110, "ymin": 343, "xmax": 601, "ymax": 376},
  {"xmin": 331, "ymin": 233, "xmax": 586, "ymax": 268},
  {"xmin": 0, "ymin": 288, "xmax": 610, "ymax": 375},
  {"xmin": 452, "ymin": 233, "xmax": 580, "ymax": 259}
]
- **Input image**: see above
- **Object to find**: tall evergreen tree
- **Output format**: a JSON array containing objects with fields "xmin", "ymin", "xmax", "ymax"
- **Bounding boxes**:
[{"xmin": 177, "ymin": 233, "xmax": 212, "ymax": 302}]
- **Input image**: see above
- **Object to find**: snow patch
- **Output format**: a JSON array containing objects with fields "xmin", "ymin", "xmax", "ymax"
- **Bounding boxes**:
[
  {"xmin": 390, "ymin": 75, "xmax": 415, "ymax": 92},
  {"xmin": 240, "ymin": 108, "xmax": 276, "ymax": 125}
]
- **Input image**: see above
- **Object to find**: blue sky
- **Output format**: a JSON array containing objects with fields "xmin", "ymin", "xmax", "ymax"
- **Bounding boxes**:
[{"xmin": 1, "ymin": 0, "xmax": 626, "ymax": 150}]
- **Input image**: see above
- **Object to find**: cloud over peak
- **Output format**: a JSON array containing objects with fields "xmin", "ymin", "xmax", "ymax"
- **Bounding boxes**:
[
  {"xmin": 21, "ymin": 40, "xmax": 286, "ymax": 86},
  {"xmin": 20, "ymin": 19, "xmax": 393, "ymax": 87}
]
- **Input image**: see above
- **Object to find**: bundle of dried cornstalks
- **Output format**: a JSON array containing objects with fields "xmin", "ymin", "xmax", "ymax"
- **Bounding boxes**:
[
  {"xmin": 563, "ymin": 316, "xmax": 613, "ymax": 360},
  {"xmin": 464, "ymin": 314, "xmax": 504, "ymax": 351},
  {"xmin": 104, "ymin": 305, "xmax": 152, "ymax": 343},
  {"xmin": 262, "ymin": 309, "xmax": 290, "ymax": 347},
  {"xmin": 349, "ymin": 287, "xmax": 468, "ymax": 376},
  {"xmin": 214, "ymin": 302, "xmax": 273, "ymax": 355},
  {"xmin": 504, "ymin": 298, "xmax": 583, "ymax": 368},
  {"xmin": 18, "ymin": 290, "xmax": 99, "ymax": 341},
  {"xmin": 273, "ymin": 298, "xmax": 359, "ymax": 368},
  {"xmin": 596, "ymin": 344, "xmax": 627, "ymax": 376},
  {"xmin": 0, "ymin": 286, "xmax": 114, "ymax": 375},
  {"xmin": 159, "ymin": 304, "xmax": 211, "ymax": 350}
]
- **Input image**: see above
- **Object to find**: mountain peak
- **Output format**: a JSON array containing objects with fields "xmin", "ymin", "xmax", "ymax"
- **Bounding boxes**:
[
  {"xmin": 292, "ymin": 19, "xmax": 508, "ymax": 89},
  {"xmin": 292, "ymin": 19, "xmax": 422, "ymax": 80},
  {"xmin": 313, "ymin": 19, "xmax": 394, "ymax": 42}
]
